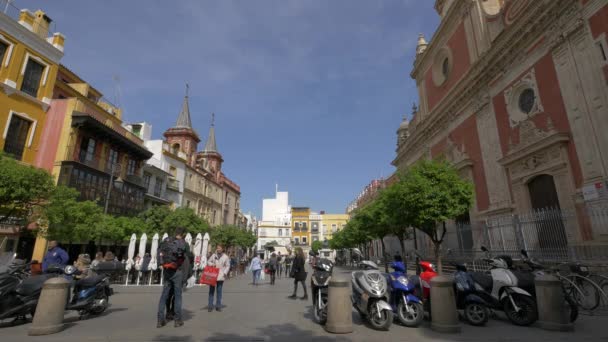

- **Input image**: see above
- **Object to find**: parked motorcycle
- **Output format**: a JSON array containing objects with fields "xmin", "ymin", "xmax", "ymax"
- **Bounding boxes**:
[
  {"xmin": 64, "ymin": 261, "xmax": 117, "ymax": 318},
  {"xmin": 471, "ymin": 247, "xmax": 538, "ymax": 326},
  {"xmin": 351, "ymin": 260, "xmax": 394, "ymax": 330},
  {"xmin": 452, "ymin": 262, "xmax": 490, "ymax": 326},
  {"xmin": 385, "ymin": 261, "xmax": 424, "ymax": 327},
  {"xmin": 0, "ymin": 265, "xmax": 60, "ymax": 322},
  {"xmin": 311, "ymin": 257, "xmax": 334, "ymax": 325}
]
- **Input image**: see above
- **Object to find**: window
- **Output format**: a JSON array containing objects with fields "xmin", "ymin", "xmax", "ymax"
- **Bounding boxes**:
[
  {"xmin": 131, "ymin": 124, "xmax": 142, "ymax": 137},
  {"xmin": 442, "ymin": 57, "xmax": 450, "ymax": 78},
  {"xmin": 302, "ymin": 237, "xmax": 307, "ymax": 244},
  {"xmin": 186, "ymin": 200, "xmax": 191, "ymax": 208},
  {"xmin": 169, "ymin": 165, "xmax": 177, "ymax": 177},
  {"xmin": 598, "ymin": 40, "xmax": 607, "ymax": 63},
  {"xmin": 279, "ymin": 229, "xmax": 282, "ymax": 237},
  {"xmin": 3, "ymin": 115, "xmax": 31, "ymax": 160},
  {"xmin": 518, "ymin": 88, "xmax": 536, "ymax": 114},
  {"xmin": 154, "ymin": 177, "xmax": 163, "ymax": 197},
  {"xmin": 143, "ymin": 172, "xmax": 152, "ymax": 189},
  {"xmin": 285, "ymin": 229, "xmax": 289, "ymax": 236},
  {"xmin": 171, "ymin": 143, "xmax": 180, "ymax": 154},
  {"xmin": 313, "ymin": 236, "xmax": 319, "ymax": 242},
  {"xmin": 294, "ymin": 237, "xmax": 299, "ymax": 245},
  {"xmin": 21, "ymin": 58, "xmax": 44, "ymax": 97},
  {"xmin": 79, "ymin": 137, "xmax": 96, "ymax": 163},
  {"xmin": 127, "ymin": 159, "xmax": 137, "ymax": 175},
  {"xmin": 332, "ymin": 224, "xmax": 337, "ymax": 232},
  {"xmin": 107, "ymin": 148, "xmax": 118, "ymax": 171},
  {"xmin": 0, "ymin": 42, "xmax": 7, "ymax": 66}
]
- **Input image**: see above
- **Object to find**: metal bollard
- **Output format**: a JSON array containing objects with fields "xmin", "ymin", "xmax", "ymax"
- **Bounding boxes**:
[
  {"xmin": 430, "ymin": 275, "xmax": 461, "ymax": 333},
  {"xmin": 28, "ymin": 277, "xmax": 70, "ymax": 336},
  {"xmin": 324, "ymin": 276, "xmax": 353, "ymax": 334},
  {"xmin": 535, "ymin": 274, "xmax": 573, "ymax": 331}
]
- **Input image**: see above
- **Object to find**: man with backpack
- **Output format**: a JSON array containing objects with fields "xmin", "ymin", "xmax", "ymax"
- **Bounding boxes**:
[{"xmin": 157, "ymin": 227, "xmax": 189, "ymax": 328}]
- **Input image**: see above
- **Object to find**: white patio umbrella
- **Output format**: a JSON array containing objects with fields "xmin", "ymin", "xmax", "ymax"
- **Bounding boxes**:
[
  {"xmin": 162, "ymin": 233, "xmax": 168, "ymax": 241},
  {"xmin": 135, "ymin": 233, "xmax": 147, "ymax": 285},
  {"xmin": 185, "ymin": 233, "xmax": 193, "ymax": 250},
  {"xmin": 125, "ymin": 234, "xmax": 137, "ymax": 285},
  {"xmin": 193, "ymin": 233, "xmax": 203, "ymax": 270},
  {"xmin": 201, "ymin": 233, "xmax": 210, "ymax": 270},
  {"xmin": 148, "ymin": 233, "xmax": 159, "ymax": 285}
]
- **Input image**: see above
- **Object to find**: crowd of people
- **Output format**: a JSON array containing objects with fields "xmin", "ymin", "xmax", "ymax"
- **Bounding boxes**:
[{"xmin": 34, "ymin": 230, "xmax": 313, "ymax": 330}]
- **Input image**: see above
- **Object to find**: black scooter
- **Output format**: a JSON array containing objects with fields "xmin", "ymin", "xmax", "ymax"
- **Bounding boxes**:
[
  {"xmin": 0, "ymin": 264, "xmax": 61, "ymax": 322},
  {"xmin": 452, "ymin": 262, "xmax": 490, "ymax": 326},
  {"xmin": 310, "ymin": 253, "xmax": 334, "ymax": 325}
]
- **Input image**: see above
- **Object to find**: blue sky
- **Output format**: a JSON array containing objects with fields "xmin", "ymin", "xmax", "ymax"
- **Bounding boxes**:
[{"xmin": 21, "ymin": 0, "xmax": 439, "ymax": 216}]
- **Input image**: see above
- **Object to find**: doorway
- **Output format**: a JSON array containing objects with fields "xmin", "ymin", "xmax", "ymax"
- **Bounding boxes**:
[{"xmin": 527, "ymin": 175, "xmax": 568, "ymax": 249}]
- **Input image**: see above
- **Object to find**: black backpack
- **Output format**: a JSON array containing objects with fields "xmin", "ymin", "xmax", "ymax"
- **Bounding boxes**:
[{"xmin": 158, "ymin": 237, "xmax": 186, "ymax": 268}]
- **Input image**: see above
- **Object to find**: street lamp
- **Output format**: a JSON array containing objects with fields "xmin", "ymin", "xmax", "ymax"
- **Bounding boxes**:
[{"xmin": 104, "ymin": 162, "xmax": 123, "ymax": 214}]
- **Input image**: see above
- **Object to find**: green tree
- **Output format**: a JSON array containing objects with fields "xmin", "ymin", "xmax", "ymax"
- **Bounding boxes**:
[
  {"xmin": 0, "ymin": 155, "xmax": 55, "ymax": 223},
  {"xmin": 311, "ymin": 240, "xmax": 323, "ymax": 253},
  {"xmin": 43, "ymin": 186, "xmax": 104, "ymax": 243},
  {"xmin": 138, "ymin": 206, "xmax": 210, "ymax": 236},
  {"xmin": 398, "ymin": 159, "xmax": 473, "ymax": 273},
  {"xmin": 138, "ymin": 205, "xmax": 172, "ymax": 233}
]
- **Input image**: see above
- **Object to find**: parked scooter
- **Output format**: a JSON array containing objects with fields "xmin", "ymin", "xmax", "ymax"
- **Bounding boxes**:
[
  {"xmin": 470, "ymin": 247, "xmax": 538, "ymax": 326},
  {"xmin": 0, "ymin": 265, "xmax": 61, "ymax": 322},
  {"xmin": 518, "ymin": 250, "xmax": 578, "ymax": 322},
  {"xmin": 385, "ymin": 261, "xmax": 424, "ymax": 327},
  {"xmin": 452, "ymin": 262, "xmax": 490, "ymax": 326},
  {"xmin": 64, "ymin": 261, "xmax": 117, "ymax": 319},
  {"xmin": 351, "ymin": 260, "xmax": 394, "ymax": 330},
  {"xmin": 311, "ymin": 257, "xmax": 334, "ymax": 325}
]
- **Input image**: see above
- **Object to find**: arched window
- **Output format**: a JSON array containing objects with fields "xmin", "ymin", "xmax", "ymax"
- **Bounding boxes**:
[{"xmin": 171, "ymin": 143, "xmax": 180, "ymax": 154}]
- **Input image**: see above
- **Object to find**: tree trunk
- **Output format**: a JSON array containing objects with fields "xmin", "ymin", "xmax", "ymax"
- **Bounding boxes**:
[
  {"xmin": 380, "ymin": 237, "xmax": 388, "ymax": 273},
  {"xmin": 398, "ymin": 232, "xmax": 406, "ymax": 258},
  {"xmin": 434, "ymin": 241, "xmax": 443, "ymax": 275}
]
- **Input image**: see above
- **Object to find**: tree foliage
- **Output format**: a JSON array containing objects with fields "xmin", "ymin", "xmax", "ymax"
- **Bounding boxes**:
[
  {"xmin": 311, "ymin": 240, "xmax": 323, "ymax": 253},
  {"xmin": 0, "ymin": 155, "xmax": 55, "ymax": 223},
  {"xmin": 138, "ymin": 206, "xmax": 210, "ymax": 236},
  {"xmin": 210, "ymin": 225, "xmax": 257, "ymax": 249}
]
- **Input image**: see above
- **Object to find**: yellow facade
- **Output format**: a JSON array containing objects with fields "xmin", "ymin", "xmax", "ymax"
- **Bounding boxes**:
[
  {"xmin": 0, "ymin": 9, "xmax": 64, "ymax": 164},
  {"xmin": 321, "ymin": 214, "xmax": 350, "ymax": 241},
  {"xmin": 291, "ymin": 207, "xmax": 311, "ymax": 248}
]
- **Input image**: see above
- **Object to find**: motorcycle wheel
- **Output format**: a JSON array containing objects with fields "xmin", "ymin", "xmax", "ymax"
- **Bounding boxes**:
[
  {"xmin": 464, "ymin": 302, "xmax": 489, "ymax": 326},
  {"xmin": 368, "ymin": 303, "xmax": 393, "ymax": 331},
  {"xmin": 89, "ymin": 293, "xmax": 109, "ymax": 315},
  {"xmin": 397, "ymin": 300, "xmax": 424, "ymax": 327},
  {"xmin": 313, "ymin": 298, "xmax": 327, "ymax": 325},
  {"xmin": 504, "ymin": 295, "xmax": 537, "ymax": 326}
]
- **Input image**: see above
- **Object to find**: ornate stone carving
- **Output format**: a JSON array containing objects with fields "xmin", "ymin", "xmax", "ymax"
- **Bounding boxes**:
[
  {"xmin": 510, "ymin": 116, "xmax": 555, "ymax": 150},
  {"xmin": 509, "ymin": 144, "xmax": 563, "ymax": 180},
  {"xmin": 445, "ymin": 137, "xmax": 469, "ymax": 166}
]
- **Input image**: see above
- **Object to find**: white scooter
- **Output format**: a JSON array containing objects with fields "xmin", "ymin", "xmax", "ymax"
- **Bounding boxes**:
[
  {"xmin": 351, "ymin": 260, "xmax": 394, "ymax": 331},
  {"xmin": 470, "ymin": 247, "xmax": 538, "ymax": 326}
]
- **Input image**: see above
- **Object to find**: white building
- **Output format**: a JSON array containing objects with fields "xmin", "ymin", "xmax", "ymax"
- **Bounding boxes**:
[{"xmin": 257, "ymin": 189, "xmax": 292, "ymax": 251}]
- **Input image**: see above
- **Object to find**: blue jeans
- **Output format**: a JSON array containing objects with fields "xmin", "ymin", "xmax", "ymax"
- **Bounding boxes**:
[
  {"xmin": 157, "ymin": 269, "xmax": 183, "ymax": 321},
  {"xmin": 252, "ymin": 269, "xmax": 261, "ymax": 284},
  {"xmin": 208, "ymin": 281, "xmax": 224, "ymax": 308}
]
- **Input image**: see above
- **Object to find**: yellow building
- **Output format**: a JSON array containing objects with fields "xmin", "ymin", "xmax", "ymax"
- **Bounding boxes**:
[
  {"xmin": 0, "ymin": 8, "xmax": 64, "ymax": 164},
  {"xmin": 291, "ymin": 207, "xmax": 310, "ymax": 251},
  {"xmin": 0, "ymin": 7, "xmax": 64, "ymax": 255},
  {"xmin": 321, "ymin": 214, "xmax": 349, "ymax": 241}
]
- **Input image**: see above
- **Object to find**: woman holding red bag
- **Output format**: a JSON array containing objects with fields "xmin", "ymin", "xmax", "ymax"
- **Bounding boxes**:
[{"xmin": 207, "ymin": 244, "xmax": 231, "ymax": 312}]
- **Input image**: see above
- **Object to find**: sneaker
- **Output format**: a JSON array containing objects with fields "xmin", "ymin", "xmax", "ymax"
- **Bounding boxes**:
[
  {"xmin": 216, "ymin": 306, "xmax": 222, "ymax": 312},
  {"xmin": 300, "ymin": 295, "xmax": 308, "ymax": 300},
  {"xmin": 208, "ymin": 306, "xmax": 214, "ymax": 312},
  {"xmin": 174, "ymin": 320, "xmax": 184, "ymax": 328},
  {"xmin": 288, "ymin": 295, "xmax": 297, "ymax": 299},
  {"xmin": 157, "ymin": 320, "xmax": 166, "ymax": 328}
]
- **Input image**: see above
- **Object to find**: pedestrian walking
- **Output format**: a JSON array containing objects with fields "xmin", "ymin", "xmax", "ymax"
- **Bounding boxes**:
[
  {"xmin": 277, "ymin": 252, "xmax": 284, "ymax": 278},
  {"xmin": 285, "ymin": 253, "xmax": 293, "ymax": 277},
  {"xmin": 229, "ymin": 253, "xmax": 237, "ymax": 278},
  {"xmin": 157, "ymin": 227, "xmax": 189, "ymax": 328},
  {"xmin": 288, "ymin": 247, "xmax": 308, "ymax": 300},
  {"xmin": 207, "ymin": 244, "xmax": 231, "ymax": 312},
  {"xmin": 250, "ymin": 254, "xmax": 262, "ymax": 286},
  {"xmin": 91, "ymin": 251, "xmax": 104, "ymax": 269},
  {"xmin": 268, "ymin": 253, "xmax": 278, "ymax": 285},
  {"xmin": 42, "ymin": 240, "xmax": 69, "ymax": 273}
]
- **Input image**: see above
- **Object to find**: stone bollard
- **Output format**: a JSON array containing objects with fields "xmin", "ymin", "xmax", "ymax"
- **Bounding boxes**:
[
  {"xmin": 28, "ymin": 277, "xmax": 70, "ymax": 336},
  {"xmin": 430, "ymin": 275, "xmax": 461, "ymax": 333},
  {"xmin": 325, "ymin": 276, "xmax": 353, "ymax": 334},
  {"xmin": 535, "ymin": 274, "xmax": 573, "ymax": 331}
]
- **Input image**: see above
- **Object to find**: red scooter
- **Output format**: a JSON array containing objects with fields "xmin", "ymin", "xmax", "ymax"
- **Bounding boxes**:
[{"xmin": 418, "ymin": 260, "xmax": 438, "ymax": 302}]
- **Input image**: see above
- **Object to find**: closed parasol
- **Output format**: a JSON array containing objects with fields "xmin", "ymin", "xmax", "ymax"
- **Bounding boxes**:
[
  {"xmin": 185, "ymin": 233, "xmax": 193, "ymax": 251},
  {"xmin": 193, "ymin": 233, "xmax": 203, "ymax": 270},
  {"xmin": 135, "ymin": 233, "xmax": 147, "ymax": 271},
  {"xmin": 126, "ymin": 234, "xmax": 137, "ymax": 271},
  {"xmin": 149, "ymin": 233, "xmax": 159, "ymax": 271},
  {"xmin": 201, "ymin": 232, "xmax": 210, "ymax": 270}
]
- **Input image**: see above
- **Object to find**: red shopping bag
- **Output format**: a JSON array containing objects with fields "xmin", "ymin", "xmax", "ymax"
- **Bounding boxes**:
[{"xmin": 200, "ymin": 266, "xmax": 219, "ymax": 286}]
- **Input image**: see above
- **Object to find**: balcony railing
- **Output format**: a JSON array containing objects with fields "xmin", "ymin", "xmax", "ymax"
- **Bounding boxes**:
[
  {"xmin": 167, "ymin": 178, "xmax": 180, "ymax": 191},
  {"xmin": 125, "ymin": 174, "xmax": 143, "ymax": 187}
]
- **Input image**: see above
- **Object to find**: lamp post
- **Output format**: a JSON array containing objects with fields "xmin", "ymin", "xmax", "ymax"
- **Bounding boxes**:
[{"xmin": 104, "ymin": 162, "xmax": 124, "ymax": 214}]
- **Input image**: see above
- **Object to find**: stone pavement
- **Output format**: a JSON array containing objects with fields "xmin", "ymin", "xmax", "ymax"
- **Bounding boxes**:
[{"xmin": 1, "ymin": 266, "xmax": 607, "ymax": 341}]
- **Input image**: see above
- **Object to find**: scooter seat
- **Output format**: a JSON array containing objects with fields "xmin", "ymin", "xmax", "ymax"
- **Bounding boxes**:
[
  {"xmin": 16, "ymin": 274, "xmax": 52, "ymax": 296},
  {"xmin": 471, "ymin": 272, "xmax": 493, "ymax": 291},
  {"xmin": 512, "ymin": 271, "xmax": 535, "ymax": 292},
  {"xmin": 76, "ymin": 275, "xmax": 105, "ymax": 288}
]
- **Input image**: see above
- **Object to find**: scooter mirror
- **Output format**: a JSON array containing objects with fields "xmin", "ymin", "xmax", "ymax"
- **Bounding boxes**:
[
  {"xmin": 521, "ymin": 249, "xmax": 529, "ymax": 258},
  {"xmin": 481, "ymin": 246, "xmax": 488, "ymax": 252}
]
